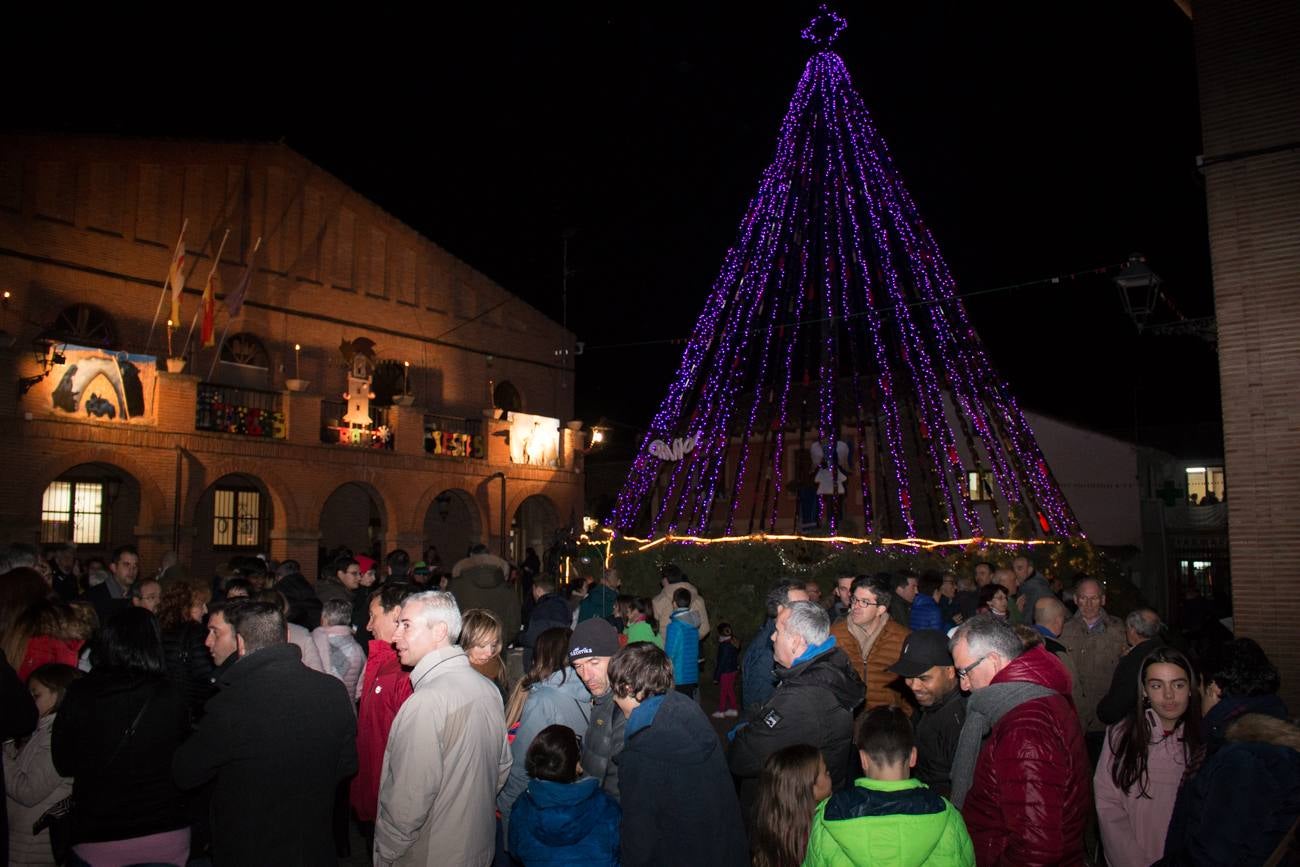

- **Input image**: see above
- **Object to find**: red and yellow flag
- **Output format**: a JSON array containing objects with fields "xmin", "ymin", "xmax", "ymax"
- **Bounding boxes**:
[{"xmin": 201, "ymin": 268, "xmax": 219, "ymax": 347}]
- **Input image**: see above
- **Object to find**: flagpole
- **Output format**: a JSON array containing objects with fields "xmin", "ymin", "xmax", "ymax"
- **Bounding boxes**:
[
  {"xmin": 183, "ymin": 228, "xmax": 230, "ymax": 357},
  {"xmin": 145, "ymin": 218, "xmax": 189, "ymax": 357},
  {"xmin": 208, "ymin": 236, "xmax": 261, "ymax": 382}
]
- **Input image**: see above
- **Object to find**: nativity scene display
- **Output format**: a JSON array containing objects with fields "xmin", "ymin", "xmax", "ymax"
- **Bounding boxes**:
[{"xmin": 46, "ymin": 346, "xmax": 152, "ymax": 422}]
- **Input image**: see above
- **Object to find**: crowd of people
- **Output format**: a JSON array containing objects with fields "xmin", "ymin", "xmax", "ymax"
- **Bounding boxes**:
[{"xmin": 2, "ymin": 540, "xmax": 1297, "ymax": 867}]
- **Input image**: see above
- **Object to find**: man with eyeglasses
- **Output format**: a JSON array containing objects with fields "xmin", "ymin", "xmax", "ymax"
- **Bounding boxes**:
[
  {"xmin": 948, "ymin": 614, "xmax": 1090, "ymax": 865},
  {"xmin": 318, "ymin": 555, "xmax": 363, "ymax": 609},
  {"xmin": 1057, "ymin": 576, "xmax": 1126, "ymax": 757},
  {"xmin": 830, "ymin": 574, "xmax": 912, "ymax": 715}
]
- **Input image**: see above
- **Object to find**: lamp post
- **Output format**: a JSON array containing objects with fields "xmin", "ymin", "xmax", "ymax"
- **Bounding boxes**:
[{"xmin": 1113, "ymin": 253, "xmax": 1163, "ymax": 334}]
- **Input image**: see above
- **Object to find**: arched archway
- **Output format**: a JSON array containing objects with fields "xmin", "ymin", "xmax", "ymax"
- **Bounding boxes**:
[
  {"xmin": 191, "ymin": 473, "xmax": 275, "ymax": 580},
  {"xmin": 511, "ymin": 494, "xmax": 559, "ymax": 565},
  {"xmin": 319, "ymin": 482, "xmax": 386, "ymax": 567},
  {"xmin": 422, "ymin": 488, "xmax": 481, "ymax": 572},
  {"xmin": 37, "ymin": 462, "xmax": 140, "ymax": 558}
]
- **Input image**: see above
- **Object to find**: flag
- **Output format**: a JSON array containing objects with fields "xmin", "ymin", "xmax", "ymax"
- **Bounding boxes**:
[
  {"xmin": 167, "ymin": 235, "xmax": 186, "ymax": 326},
  {"xmin": 225, "ymin": 249, "xmax": 255, "ymax": 319},
  {"xmin": 201, "ymin": 268, "xmax": 219, "ymax": 348}
]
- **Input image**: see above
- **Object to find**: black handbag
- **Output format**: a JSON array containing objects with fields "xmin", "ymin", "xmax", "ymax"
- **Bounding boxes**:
[
  {"xmin": 32, "ymin": 794, "xmax": 73, "ymax": 865},
  {"xmin": 33, "ymin": 691, "xmax": 153, "ymax": 865}
]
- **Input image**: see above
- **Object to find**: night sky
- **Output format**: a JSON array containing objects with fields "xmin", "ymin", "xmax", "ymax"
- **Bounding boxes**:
[{"xmin": 7, "ymin": 2, "xmax": 1219, "ymax": 455}]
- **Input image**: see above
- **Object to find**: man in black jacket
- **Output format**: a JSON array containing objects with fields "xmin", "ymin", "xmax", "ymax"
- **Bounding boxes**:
[
  {"xmin": 1096, "ymin": 608, "xmax": 1166, "ymax": 726},
  {"xmin": 728, "ymin": 601, "xmax": 864, "ymax": 832},
  {"xmin": 569, "ymin": 619, "xmax": 625, "ymax": 800},
  {"xmin": 887, "ymin": 629, "xmax": 966, "ymax": 796},
  {"xmin": 521, "ymin": 576, "xmax": 571, "ymax": 668},
  {"xmin": 173, "ymin": 602, "xmax": 358, "ymax": 866}
]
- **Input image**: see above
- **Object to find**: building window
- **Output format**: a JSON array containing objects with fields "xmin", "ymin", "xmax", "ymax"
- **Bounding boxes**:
[
  {"xmin": 220, "ymin": 333, "xmax": 271, "ymax": 369},
  {"xmin": 967, "ymin": 470, "xmax": 995, "ymax": 502},
  {"xmin": 41, "ymin": 481, "xmax": 104, "ymax": 544},
  {"xmin": 494, "ymin": 380, "xmax": 521, "ymax": 414},
  {"xmin": 46, "ymin": 304, "xmax": 117, "ymax": 349},
  {"xmin": 213, "ymin": 488, "xmax": 263, "ymax": 548},
  {"xmin": 1186, "ymin": 466, "xmax": 1225, "ymax": 505}
]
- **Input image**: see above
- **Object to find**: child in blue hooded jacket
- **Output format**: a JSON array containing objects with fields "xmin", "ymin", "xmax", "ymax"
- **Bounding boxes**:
[
  {"xmin": 508, "ymin": 724, "xmax": 621, "ymax": 866},
  {"xmin": 664, "ymin": 587, "xmax": 701, "ymax": 698}
]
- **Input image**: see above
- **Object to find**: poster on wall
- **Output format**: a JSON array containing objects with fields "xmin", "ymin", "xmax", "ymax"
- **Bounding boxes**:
[
  {"xmin": 508, "ymin": 412, "xmax": 560, "ymax": 467},
  {"xmin": 40, "ymin": 345, "xmax": 155, "ymax": 423}
]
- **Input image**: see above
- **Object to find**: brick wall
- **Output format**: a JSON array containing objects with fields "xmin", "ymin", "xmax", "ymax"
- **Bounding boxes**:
[
  {"xmin": 1194, "ymin": 0, "xmax": 1300, "ymax": 708},
  {"xmin": 0, "ymin": 134, "xmax": 583, "ymax": 580}
]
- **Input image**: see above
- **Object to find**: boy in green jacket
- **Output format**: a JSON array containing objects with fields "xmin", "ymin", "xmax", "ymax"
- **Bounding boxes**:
[{"xmin": 803, "ymin": 706, "xmax": 974, "ymax": 866}]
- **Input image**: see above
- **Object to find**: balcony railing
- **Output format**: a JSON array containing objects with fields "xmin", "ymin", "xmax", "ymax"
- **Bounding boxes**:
[
  {"xmin": 320, "ymin": 399, "xmax": 394, "ymax": 450},
  {"xmin": 424, "ymin": 413, "xmax": 485, "ymax": 459},
  {"xmin": 196, "ymin": 383, "xmax": 285, "ymax": 439}
]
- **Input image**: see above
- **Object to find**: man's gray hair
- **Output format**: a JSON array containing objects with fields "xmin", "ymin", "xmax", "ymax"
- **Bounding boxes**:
[
  {"xmin": 1126, "ymin": 608, "xmax": 1162, "ymax": 639},
  {"xmin": 405, "ymin": 590, "xmax": 462, "ymax": 642},
  {"xmin": 784, "ymin": 601, "xmax": 830, "ymax": 647},
  {"xmin": 1034, "ymin": 596, "xmax": 1069, "ymax": 626},
  {"xmin": 950, "ymin": 613, "xmax": 1024, "ymax": 662}
]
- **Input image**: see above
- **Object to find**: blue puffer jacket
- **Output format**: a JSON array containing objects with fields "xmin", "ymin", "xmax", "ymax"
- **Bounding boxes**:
[
  {"xmin": 508, "ymin": 776, "xmax": 621, "ymax": 866},
  {"xmin": 665, "ymin": 609, "xmax": 700, "ymax": 686},
  {"xmin": 499, "ymin": 670, "xmax": 593, "ymax": 831},
  {"xmin": 909, "ymin": 594, "xmax": 944, "ymax": 632}
]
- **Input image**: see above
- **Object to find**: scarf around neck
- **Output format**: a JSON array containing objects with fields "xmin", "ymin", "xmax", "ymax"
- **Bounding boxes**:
[{"xmin": 949, "ymin": 679, "xmax": 1056, "ymax": 808}]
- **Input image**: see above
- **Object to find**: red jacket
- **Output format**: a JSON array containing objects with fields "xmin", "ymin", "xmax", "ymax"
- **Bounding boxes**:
[
  {"xmin": 961, "ymin": 646, "xmax": 1091, "ymax": 866},
  {"xmin": 348, "ymin": 639, "xmax": 413, "ymax": 822}
]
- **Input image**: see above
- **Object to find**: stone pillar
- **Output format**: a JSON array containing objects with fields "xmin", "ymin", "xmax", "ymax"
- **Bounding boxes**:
[
  {"xmin": 284, "ymin": 390, "xmax": 322, "ymax": 447},
  {"xmin": 134, "ymin": 525, "xmax": 174, "ymax": 577},
  {"xmin": 485, "ymin": 418, "xmax": 511, "ymax": 465},
  {"xmin": 388, "ymin": 404, "xmax": 426, "ymax": 457},
  {"xmin": 155, "ymin": 372, "xmax": 198, "ymax": 431},
  {"xmin": 270, "ymin": 528, "xmax": 322, "ymax": 582}
]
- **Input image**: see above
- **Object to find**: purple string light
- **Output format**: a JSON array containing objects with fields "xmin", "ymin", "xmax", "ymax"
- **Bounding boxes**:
[{"xmin": 610, "ymin": 14, "xmax": 1081, "ymax": 541}]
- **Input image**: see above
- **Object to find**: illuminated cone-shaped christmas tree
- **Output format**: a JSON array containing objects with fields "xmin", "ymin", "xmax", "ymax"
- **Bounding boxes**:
[{"xmin": 612, "ymin": 8, "xmax": 1080, "ymax": 541}]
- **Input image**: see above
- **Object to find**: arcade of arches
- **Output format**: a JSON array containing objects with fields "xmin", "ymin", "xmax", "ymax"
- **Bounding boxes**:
[{"xmin": 23, "ymin": 456, "xmax": 577, "ymax": 580}]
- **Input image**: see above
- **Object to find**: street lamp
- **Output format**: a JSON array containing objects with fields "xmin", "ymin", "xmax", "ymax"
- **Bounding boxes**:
[{"xmin": 1113, "ymin": 253, "xmax": 1163, "ymax": 334}]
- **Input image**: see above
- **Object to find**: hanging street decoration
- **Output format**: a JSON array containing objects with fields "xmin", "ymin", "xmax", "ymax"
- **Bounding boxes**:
[
  {"xmin": 649, "ymin": 435, "xmax": 697, "ymax": 462},
  {"xmin": 611, "ymin": 7, "xmax": 1081, "ymax": 543}
]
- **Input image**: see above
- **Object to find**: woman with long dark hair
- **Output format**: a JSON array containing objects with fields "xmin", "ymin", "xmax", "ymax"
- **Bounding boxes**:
[
  {"xmin": 752, "ymin": 744, "xmax": 832, "ymax": 867},
  {"xmin": 497, "ymin": 627, "xmax": 591, "ymax": 836},
  {"xmin": 1093, "ymin": 646, "xmax": 1204, "ymax": 867},
  {"xmin": 51, "ymin": 607, "xmax": 191, "ymax": 867}
]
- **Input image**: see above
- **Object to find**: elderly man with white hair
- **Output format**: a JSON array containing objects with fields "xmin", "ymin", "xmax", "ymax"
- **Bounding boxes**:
[
  {"xmin": 373, "ymin": 591, "xmax": 511, "ymax": 867},
  {"xmin": 948, "ymin": 614, "xmax": 1090, "ymax": 865},
  {"xmin": 727, "ymin": 600, "xmax": 864, "ymax": 833}
]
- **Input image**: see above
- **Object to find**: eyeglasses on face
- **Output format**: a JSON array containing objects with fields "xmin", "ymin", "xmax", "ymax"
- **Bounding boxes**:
[
  {"xmin": 956, "ymin": 654, "xmax": 989, "ymax": 681},
  {"xmin": 850, "ymin": 596, "xmax": 886, "ymax": 609}
]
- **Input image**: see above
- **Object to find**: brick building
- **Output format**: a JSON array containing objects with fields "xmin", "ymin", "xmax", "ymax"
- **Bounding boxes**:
[
  {"xmin": 0, "ymin": 134, "xmax": 584, "ymax": 580},
  {"xmin": 1193, "ymin": 0, "xmax": 1300, "ymax": 709}
]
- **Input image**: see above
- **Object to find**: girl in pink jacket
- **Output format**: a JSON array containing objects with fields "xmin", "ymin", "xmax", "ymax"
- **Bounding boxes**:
[{"xmin": 1094, "ymin": 647, "xmax": 1204, "ymax": 867}]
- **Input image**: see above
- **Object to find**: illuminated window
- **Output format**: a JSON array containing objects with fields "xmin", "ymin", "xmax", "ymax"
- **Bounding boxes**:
[
  {"xmin": 41, "ymin": 481, "xmax": 104, "ymax": 544},
  {"xmin": 213, "ymin": 487, "xmax": 263, "ymax": 548},
  {"xmin": 967, "ymin": 470, "xmax": 995, "ymax": 502},
  {"xmin": 1185, "ymin": 466, "xmax": 1225, "ymax": 505}
]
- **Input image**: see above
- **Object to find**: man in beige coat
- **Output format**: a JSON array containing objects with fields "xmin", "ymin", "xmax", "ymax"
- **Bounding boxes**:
[
  {"xmin": 1058, "ymin": 577, "xmax": 1126, "ymax": 742},
  {"xmin": 652, "ymin": 564, "xmax": 710, "ymax": 641},
  {"xmin": 373, "ymin": 591, "xmax": 511, "ymax": 867}
]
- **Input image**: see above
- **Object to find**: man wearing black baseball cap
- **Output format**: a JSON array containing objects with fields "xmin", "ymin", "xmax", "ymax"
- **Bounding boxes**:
[
  {"xmin": 568, "ymin": 618, "xmax": 625, "ymax": 800},
  {"xmin": 888, "ymin": 629, "xmax": 966, "ymax": 796}
]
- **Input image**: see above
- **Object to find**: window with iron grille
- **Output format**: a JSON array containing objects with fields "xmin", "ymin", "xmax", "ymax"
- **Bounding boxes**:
[
  {"xmin": 41, "ymin": 481, "xmax": 104, "ymax": 544},
  {"xmin": 213, "ymin": 487, "xmax": 264, "ymax": 548}
]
